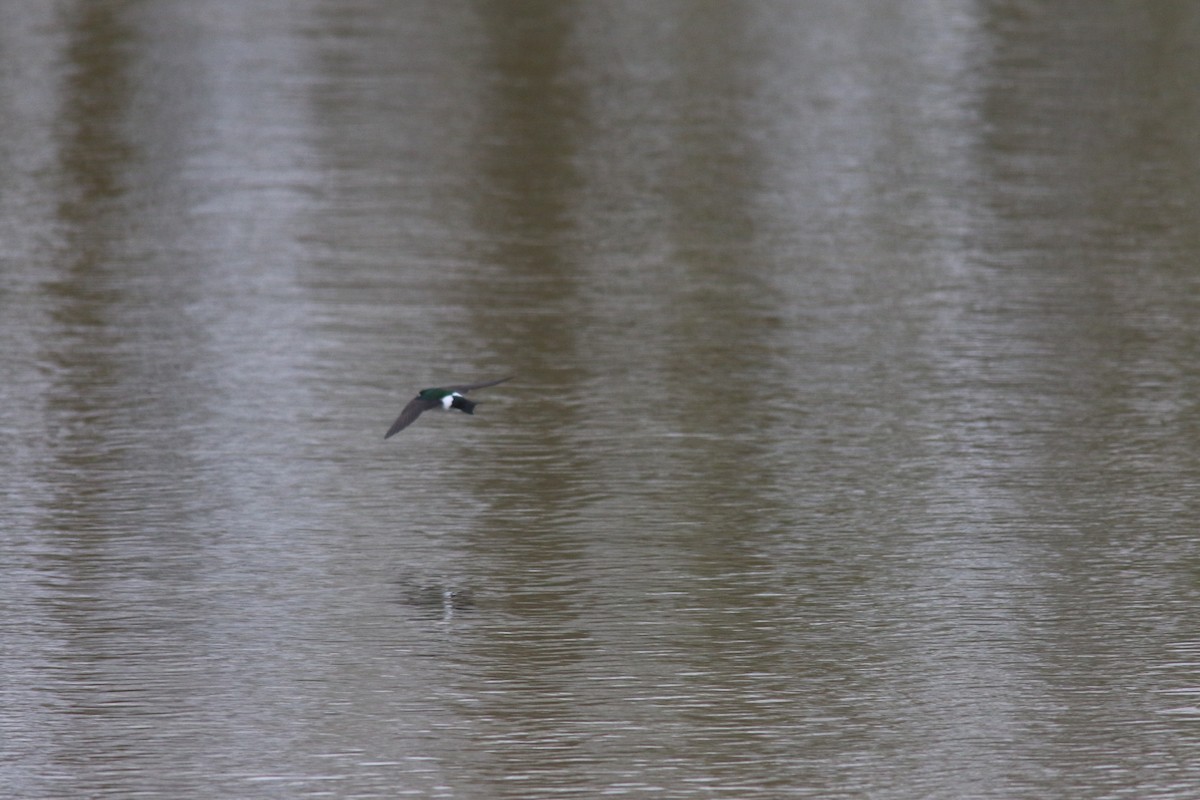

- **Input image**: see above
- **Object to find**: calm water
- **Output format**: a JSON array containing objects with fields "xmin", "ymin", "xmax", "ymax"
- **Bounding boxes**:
[{"xmin": 3, "ymin": 2, "xmax": 1199, "ymax": 798}]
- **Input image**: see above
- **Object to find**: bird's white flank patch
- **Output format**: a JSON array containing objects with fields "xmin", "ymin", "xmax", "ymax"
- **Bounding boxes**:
[{"xmin": 441, "ymin": 393, "xmax": 460, "ymax": 410}]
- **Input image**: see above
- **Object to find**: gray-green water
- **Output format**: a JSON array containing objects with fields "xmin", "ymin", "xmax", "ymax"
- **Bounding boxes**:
[{"xmin": 3, "ymin": 2, "xmax": 1199, "ymax": 798}]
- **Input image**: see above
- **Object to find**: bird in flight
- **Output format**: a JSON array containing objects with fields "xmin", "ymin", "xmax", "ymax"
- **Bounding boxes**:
[{"xmin": 384, "ymin": 377, "xmax": 513, "ymax": 438}]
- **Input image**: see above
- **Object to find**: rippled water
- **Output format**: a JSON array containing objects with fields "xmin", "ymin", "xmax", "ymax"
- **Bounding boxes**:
[{"xmin": 3, "ymin": 2, "xmax": 1200, "ymax": 798}]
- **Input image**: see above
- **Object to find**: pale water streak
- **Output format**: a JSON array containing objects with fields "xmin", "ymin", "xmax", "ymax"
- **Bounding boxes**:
[{"xmin": 2, "ymin": 2, "xmax": 1200, "ymax": 798}]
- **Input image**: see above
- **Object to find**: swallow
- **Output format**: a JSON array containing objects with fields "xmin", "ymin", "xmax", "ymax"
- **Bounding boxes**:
[{"xmin": 384, "ymin": 377, "xmax": 513, "ymax": 438}]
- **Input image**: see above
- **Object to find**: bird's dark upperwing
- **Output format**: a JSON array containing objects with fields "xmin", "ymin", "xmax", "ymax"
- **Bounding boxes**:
[
  {"xmin": 384, "ymin": 397, "xmax": 437, "ymax": 438},
  {"xmin": 445, "ymin": 376, "xmax": 513, "ymax": 394}
]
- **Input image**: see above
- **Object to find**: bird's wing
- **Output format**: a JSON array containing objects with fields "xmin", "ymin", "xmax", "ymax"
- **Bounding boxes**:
[
  {"xmin": 384, "ymin": 397, "xmax": 437, "ymax": 438},
  {"xmin": 444, "ymin": 376, "xmax": 513, "ymax": 394}
]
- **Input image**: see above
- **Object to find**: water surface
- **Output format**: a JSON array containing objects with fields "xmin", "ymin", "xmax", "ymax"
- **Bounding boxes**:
[{"xmin": 2, "ymin": 2, "xmax": 1199, "ymax": 798}]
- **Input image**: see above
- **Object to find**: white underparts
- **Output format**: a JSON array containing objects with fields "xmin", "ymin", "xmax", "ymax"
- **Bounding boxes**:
[{"xmin": 441, "ymin": 393, "xmax": 460, "ymax": 410}]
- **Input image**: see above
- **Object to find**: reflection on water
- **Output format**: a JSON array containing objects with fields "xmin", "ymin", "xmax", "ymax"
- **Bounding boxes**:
[{"xmin": 3, "ymin": 1, "xmax": 1200, "ymax": 798}]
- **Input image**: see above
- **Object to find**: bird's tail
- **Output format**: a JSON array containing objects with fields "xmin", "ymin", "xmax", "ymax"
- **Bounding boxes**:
[{"xmin": 450, "ymin": 396, "xmax": 477, "ymax": 415}]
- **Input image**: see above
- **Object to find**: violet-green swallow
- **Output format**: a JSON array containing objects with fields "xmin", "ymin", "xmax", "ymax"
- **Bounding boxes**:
[{"xmin": 384, "ymin": 377, "xmax": 512, "ymax": 438}]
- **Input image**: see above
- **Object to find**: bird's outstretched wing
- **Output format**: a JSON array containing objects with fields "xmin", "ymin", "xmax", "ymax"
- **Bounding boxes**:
[
  {"xmin": 444, "ymin": 376, "xmax": 514, "ymax": 394},
  {"xmin": 384, "ymin": 397, "xmax": 438, "ymax": 438}
]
